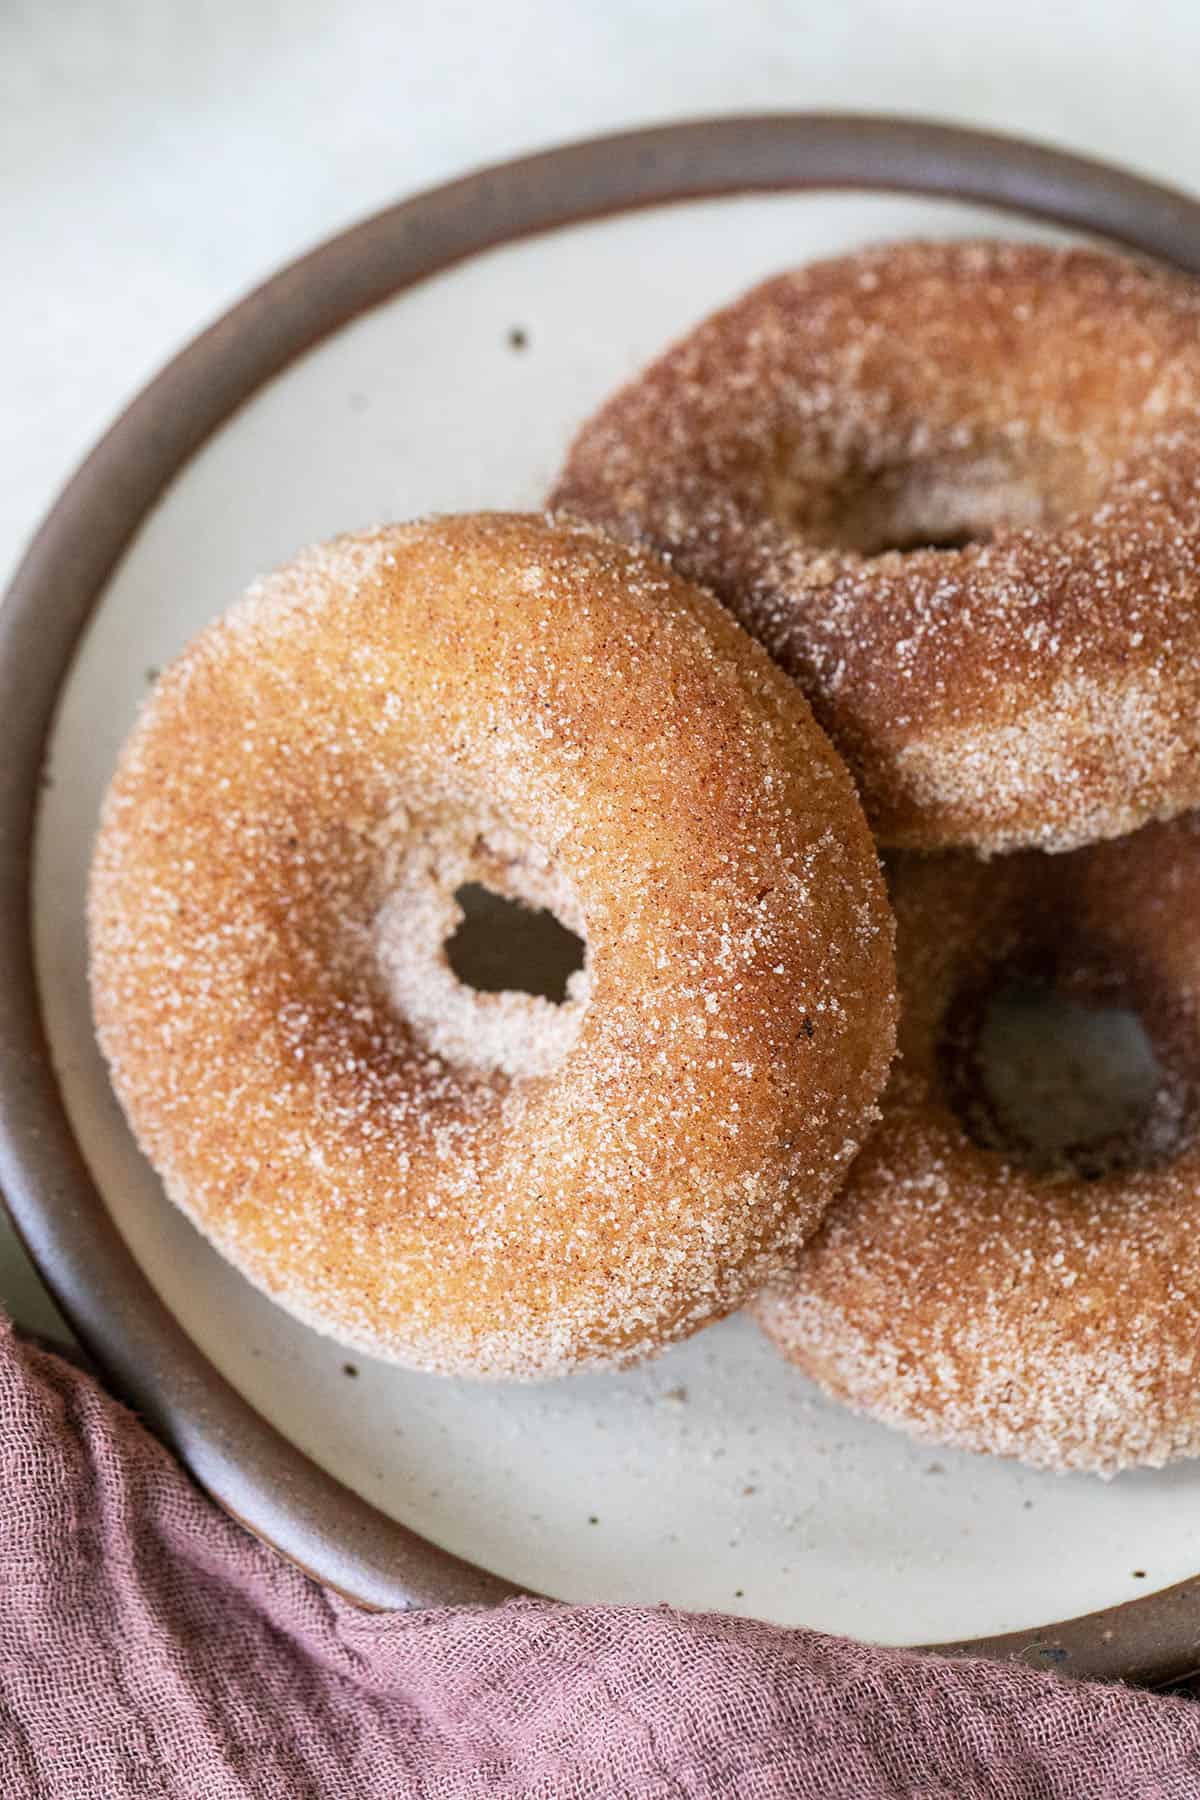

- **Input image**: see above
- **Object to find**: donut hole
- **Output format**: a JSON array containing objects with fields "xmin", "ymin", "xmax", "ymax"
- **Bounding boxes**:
[
  {"xmin": 771, "ymin": 442, "xmax": 1103, "ymax": 558},
  {"xmin": 444, "ymin": 882, "xmax": 586, "ymax": 1004},
  {"xmin": 942, "ymin": 972, "xmax": 1187, "ymax": 1178},
  {"xmin": 374, "ymin": 825, "xmax": 591, "ymax": 1081}
]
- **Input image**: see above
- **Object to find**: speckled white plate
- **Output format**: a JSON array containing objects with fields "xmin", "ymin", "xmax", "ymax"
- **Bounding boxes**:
[{"xmin": 12, "ymin": 119, "xmax": 1200, "ymax": 1676}]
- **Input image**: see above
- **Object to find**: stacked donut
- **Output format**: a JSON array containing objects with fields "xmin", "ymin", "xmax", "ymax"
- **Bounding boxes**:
[
  {"xmin": 91, "ymin": 239, "xmax": 1200, "ymax": 1478},
  {"xmin": 552, "ymin": 238, "xmax": 1200, "ymax": 1474},
  {"xmin": 89, "ymin": 515, "xmax": 898, "ymax": 1379}
]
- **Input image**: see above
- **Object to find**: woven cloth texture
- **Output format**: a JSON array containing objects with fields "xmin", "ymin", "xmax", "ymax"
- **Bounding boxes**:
[{"xmin": 3, "ymin": 1315, "xmax": 1200, "ymax": 1798}]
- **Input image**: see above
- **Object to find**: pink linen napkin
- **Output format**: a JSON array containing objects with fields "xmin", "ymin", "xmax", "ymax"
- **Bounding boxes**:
[{"xmin": 3, "ymin": 1313, "xmax": 1200, "ymax": 1798}]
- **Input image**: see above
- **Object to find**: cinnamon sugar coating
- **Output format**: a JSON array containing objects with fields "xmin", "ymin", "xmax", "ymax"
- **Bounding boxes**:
[
  {"xmin": 551, "ymin": 241, "xmax": 1200, "ymax": 854},
  {"xmin": 89, "ymin": 514, "xmax": 896, "ymax": 1379},
  {"xmin": 755, "ymin": 816, "xmax": 1200, "ymax": 1473}
]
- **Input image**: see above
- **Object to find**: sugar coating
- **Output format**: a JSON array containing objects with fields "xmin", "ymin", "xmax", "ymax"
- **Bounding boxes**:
[
  {"xmin": 88, "ymin": 514, "xmax": 897, "ymax": 1379},
  {"xmin": 755, "ymin": 815, "xmax": 1200, "ymax": 1474},
  {"xmin": 550, "ymin": 240, "xmax": 1200, "ymax": 854}
]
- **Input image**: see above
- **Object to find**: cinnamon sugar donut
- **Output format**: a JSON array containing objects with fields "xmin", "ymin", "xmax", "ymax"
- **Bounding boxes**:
[
  {"xmin": 755, "ymin": 816, "xmax": 1200, "ymax": 1473},
  {"xmin": 551, "ymin": 240, "xmax": 1200, "ymax": 854},
  {"xmin": 89, "ymin": 514, "xmax": 896, "ymax": 1379}
]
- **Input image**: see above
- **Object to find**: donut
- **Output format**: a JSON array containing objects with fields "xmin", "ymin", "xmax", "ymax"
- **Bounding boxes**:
[
  {"xmin": 551, "ymin": 240, "xmax": 1200, "ymax": 855},
  {"xmin": 89, "ymin": 513, "xmax": 897, "ymax": 1379},
  {"xmin": 754, "ymin": 815, "xmax": 1200, "ymax": 1473}
]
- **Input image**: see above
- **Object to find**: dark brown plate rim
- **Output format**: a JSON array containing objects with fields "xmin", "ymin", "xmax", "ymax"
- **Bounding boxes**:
[{"xmin": 5, "ymin": 112, "xmax": 1200, "ymax": 1683}]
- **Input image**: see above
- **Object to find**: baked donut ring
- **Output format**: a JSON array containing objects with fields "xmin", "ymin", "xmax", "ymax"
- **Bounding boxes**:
[
  {"xmin": 551, "ymin": 240, "xmax": 1200, "ymax": 854},
  {"xmin": 89, "ymin": 514, "xmax": 896, "ymax": 1379},
  {"xmin": 755, "ymin": 815, "xmax": 1200, "ymax": 1473}
]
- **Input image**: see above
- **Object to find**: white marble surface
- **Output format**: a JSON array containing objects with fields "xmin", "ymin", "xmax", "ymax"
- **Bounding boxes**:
[{"xmin": 2, "ymin": 0, "xmax": 1198, "ymax": 1333}]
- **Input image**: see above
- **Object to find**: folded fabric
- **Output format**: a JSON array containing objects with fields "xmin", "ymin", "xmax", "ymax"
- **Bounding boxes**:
[{"xmin": 2, "ymin": 1315, "xmax": 1200, "ymax": 1798}]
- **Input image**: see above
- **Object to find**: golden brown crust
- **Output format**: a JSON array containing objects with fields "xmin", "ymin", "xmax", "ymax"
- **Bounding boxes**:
[
  {"xmin": 89, "ymin": 514, "xmax": 896, "ymax": 1379},
  {"xmin": 551, "ymin": 240, "xmax": 1200, "ymax": 853},
  {"xmin": 754, "ymin": 815, "xmax": 1200, "ymax": 1473}
]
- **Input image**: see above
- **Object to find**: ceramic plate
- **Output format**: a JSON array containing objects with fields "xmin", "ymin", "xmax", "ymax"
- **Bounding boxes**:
[{"xmin": 6, "ymin": 118, "xmax": 1200, "ymax": 1682}]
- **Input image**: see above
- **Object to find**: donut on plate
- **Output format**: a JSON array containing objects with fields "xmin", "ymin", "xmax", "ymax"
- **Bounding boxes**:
[
  {"xmin": 551, "ymin": 240, "xmax": 1200, "ymax": 855},
  {"xmin": 89, "ymin": 514, "xmax": 896, "ymax": 1379},
  {"xmin": 755, "ymin": 815, "xmax": 1200, "ymax": 1474}
]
